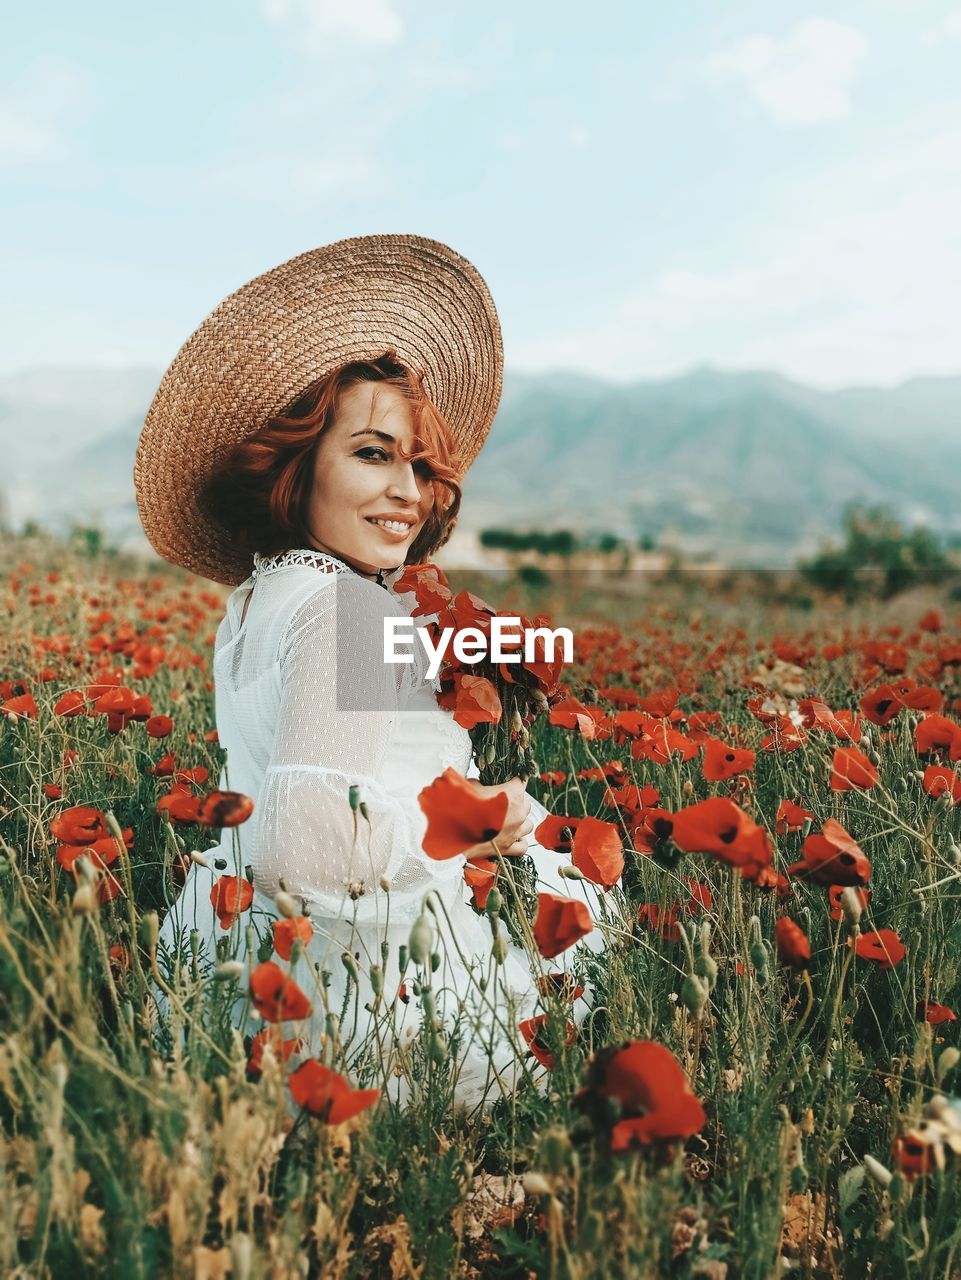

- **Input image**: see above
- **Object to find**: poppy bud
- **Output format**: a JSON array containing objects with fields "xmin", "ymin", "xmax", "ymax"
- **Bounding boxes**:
[
  {"xmin": 864, "ymin": 1154, "xmax": 893, "ymax": 1187},
  {"xmin": 950, "ymin": 842, "xmax": 961, "ymax": 866},
  {"xmin": 274, "ymin": 889, "xmax": 298, "ymax": 918},
  {"xmin": 486, "ymin": 887, "xmax": 502, "ymax": 915},
  {"xmin": 139, "ymin": 911, "xmax": 159, "ymax": 951},
  {"xmin": 431, "ymin": 951, "xmax": 441, "ymax": 972},
  {"xmin": 801, "ymin": 816, "xmax": 813, "ymax": 838},
  {"xmin": 695, "ymin": 953, "xmax": 718, "ymax": 990},
  {"xmin": 681, "ymin": 973, "xmax": 710, "ymax": 1016},
  {"xmin": 72, "ymin": 883, "xmax": 96, "ymax": 914},
  {"xmin": 348, "ymin": 785, "xmax": 360, "ymax": 811},
  {"xmin": 682, "ymin": 779, "xmax": 694, "ymax": 798},
  {"xmin": 429, "ymin": 1032, "xmax": 448, "ymax": 1064},
  {"xmin": 522, "ymin": 1172, "xmax": 552, "ymax": 1195},
  {"xmin": 512, "ymin": 709, "xmax": 524, "ymax": 732},
  {"xmin": 749, "ymin": 941, "xmax": 769, "ymax": 981},
  {"xmin": 370, "ymin": 964, "xmax": 383, "ymax": 995},
  {"xmin": 190, "ymin": 929, "xmax": 201, "ymax": 962},
  {"xmin": 379, "ymin": 876, "xmax": 391, "ymax": 892},
  {"xmin": 938, "ymin": 1047, "xmax": 960, "ymax": 1081},
  {"xmin": 421, "ymin": 988, "xmax": 436, "ymax": 1018},
  {"xmin": 559, "ymin": 864, "xmax": 586, "ymax": 880},
  {"xmin": 190, "ymin": 849, "xmax": 210, "ymax": 869},
  {"xmin": 398, "ymin": 944, "xmax": 408, "ymax": 971},
  {"xmin": 325, "ymin": 1012, "xmax": 340, "ymax": 1040},
  {"xmin": 341, "ymin": 951, "xmax": 359, "ymax": 983},
  {"xmin": 408, "ymin": 914, "xmax": 433, "ymax": 965},
  {"xmin": 215, "ymin": 960, "xmax": 244, "ymax": 980},
  {"xmin": 359, "ymin": 801, "xmax": 369, "ymax": 822},
  {"xmin": 492, "ymin": 931, "xmax": 508, "ymax": 964},
  {"xmin": 838, "ymin": 886, "xmax": 864, "ymax": 926}
]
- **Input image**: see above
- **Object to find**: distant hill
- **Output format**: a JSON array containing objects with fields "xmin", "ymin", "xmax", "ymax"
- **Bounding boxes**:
[{"xmin": 2, "ymin": 363, "xmax": 959, "ymax": 566}]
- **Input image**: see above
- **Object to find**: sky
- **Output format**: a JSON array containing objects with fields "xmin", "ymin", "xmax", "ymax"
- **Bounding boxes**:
[{"xmin": 3, "ymin": 0, "xmax": 961, "ymax": 390}]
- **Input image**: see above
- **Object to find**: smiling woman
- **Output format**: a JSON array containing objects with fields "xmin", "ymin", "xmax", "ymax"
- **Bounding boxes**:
[{"xmin": 137, "ymin": 234, "xmax": 609, "ymax": 1115}]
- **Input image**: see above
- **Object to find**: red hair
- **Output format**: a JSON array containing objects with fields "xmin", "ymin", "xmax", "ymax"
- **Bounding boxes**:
[{"xmin": 200, "ymin": 351, "xmax": 463, "ymax": 564}]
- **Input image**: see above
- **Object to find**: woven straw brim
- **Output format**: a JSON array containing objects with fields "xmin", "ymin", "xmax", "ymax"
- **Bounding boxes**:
[{"xmin": 134, "ymin": 233, "xmax": 503, "ymax": 585}]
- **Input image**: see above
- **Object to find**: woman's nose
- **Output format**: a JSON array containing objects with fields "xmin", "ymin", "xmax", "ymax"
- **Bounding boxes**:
[{"xmin": 386, "ymin": 462, "xmax": 424, "ymax": 505}]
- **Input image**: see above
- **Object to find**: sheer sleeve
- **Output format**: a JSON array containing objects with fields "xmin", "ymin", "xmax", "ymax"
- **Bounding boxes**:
[{"xmin": 248, "ymin": 574, "xmax": 462, "ymax": 925}]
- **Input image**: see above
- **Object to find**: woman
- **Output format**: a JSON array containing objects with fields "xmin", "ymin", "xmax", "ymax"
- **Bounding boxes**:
[{"xmin": 135, "ymin": 234, "xmax": 610, "ymax": 1113}]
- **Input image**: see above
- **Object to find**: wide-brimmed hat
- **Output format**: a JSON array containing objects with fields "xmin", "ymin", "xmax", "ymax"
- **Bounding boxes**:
[{"xmin": 134, "ymin": 233, "xmax": 503, "ymax": 585}]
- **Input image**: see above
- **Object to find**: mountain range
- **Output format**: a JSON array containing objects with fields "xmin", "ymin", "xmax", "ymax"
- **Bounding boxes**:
[{"xmin": 2, "ymin": 363, "xmax": 959, "ymax": 567}]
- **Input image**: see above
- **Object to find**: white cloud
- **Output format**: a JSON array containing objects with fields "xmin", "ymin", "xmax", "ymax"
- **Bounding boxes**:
[
  {"xmin": 261, "ymin": 0, "xmax": 403, "ymax": 48},
  {"xmin": 510, "ymin": 115, "xmax": 961, "ymax": 389},
  {"xmin": 701, "ymin": 18, "xmax": 866, "ymax": 126},
  {"xmin": 919, "ymin": 9, "xmax": 961, "ymax": 43}
]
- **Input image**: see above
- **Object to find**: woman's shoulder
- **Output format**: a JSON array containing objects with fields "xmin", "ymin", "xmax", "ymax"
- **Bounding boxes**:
[{"xmin": 279, "ymin": 572, "xmax": 412, "ymax": 671}]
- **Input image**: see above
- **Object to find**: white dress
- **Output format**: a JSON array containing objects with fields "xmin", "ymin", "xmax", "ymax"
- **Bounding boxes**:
[{"xmin": 155, "ymin": 547, "xmax": 611, "ymax": 1113}]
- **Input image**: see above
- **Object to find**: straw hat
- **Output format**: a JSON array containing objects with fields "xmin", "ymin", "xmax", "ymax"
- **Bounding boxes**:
[{"xmin": 134, "ymin": 233, "xmax": 503, "ymax": 585}]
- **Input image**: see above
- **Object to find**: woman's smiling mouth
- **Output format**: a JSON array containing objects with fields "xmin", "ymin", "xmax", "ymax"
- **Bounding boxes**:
[{"xmin": 366, "ymin": 516, "xmax": 416, "ymax": 536}]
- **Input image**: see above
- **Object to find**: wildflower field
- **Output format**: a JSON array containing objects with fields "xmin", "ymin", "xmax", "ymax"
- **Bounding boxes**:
[{"xmin": 1, "ymin": 531, "xmax": 960, "ymax": 1279}]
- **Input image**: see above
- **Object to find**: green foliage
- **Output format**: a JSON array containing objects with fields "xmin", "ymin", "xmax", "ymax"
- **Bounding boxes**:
[
  {"xmin": 1, "ymin": 532, "xmax": 960, "ymax": 1276},
  {"xmin": 799, "ymin": 501, "xmax": 953, "ymax": 599}
]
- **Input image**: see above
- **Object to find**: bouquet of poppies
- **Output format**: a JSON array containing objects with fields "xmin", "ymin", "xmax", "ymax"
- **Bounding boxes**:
[{"xmin": 394, "ymin": 562, "xmax": 568, "ymax": 933}]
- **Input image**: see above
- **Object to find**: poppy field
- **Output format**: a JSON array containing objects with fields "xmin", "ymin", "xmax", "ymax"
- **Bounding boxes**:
[{"xmin": 1, "ymin": 532, "xmax": 961, "ymax": 1278}]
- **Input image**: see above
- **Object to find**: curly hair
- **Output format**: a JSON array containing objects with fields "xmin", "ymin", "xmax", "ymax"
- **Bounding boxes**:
[{"xmin": 200, "ymin": 350, "xmax": 463, "ymax": 565}]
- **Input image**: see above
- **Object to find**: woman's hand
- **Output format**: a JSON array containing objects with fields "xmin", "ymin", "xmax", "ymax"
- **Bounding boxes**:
[{"xmin": 464, "ymin": 776, "xmax": 535, "ymax": 861}]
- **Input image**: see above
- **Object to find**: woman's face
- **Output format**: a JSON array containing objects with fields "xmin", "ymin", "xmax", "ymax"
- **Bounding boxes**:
[{"xmin": 303, "ymin": 381, "xmax": 433, "ymax": 578}]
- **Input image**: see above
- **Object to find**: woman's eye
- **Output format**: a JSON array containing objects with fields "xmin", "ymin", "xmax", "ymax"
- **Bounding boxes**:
[{"xmin": 357, "ymin": 446, "xmax": 389, "ymax": 462}]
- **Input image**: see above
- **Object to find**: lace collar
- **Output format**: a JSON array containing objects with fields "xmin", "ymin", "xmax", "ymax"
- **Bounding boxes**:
[{"xmin": 250, "ymin": 548, "xmax": 400, "ymax": 589}]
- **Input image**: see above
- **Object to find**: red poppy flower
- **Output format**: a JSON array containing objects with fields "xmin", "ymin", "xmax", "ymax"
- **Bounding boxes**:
[
  {"xmin": 50, "ymin": 806, "xmax": 107, "ymax": 846},
  {"xmin": 54, "ymin": 690, "xmax": 86, "ymax": 717},
  {"xmin": 148, "ymin": 752, "xmax": 177, "ymax": 777},
  {"xmin": 210, "ymin": 875, "xmax": 254, "ymax": 930},
  {"xmin": 776, "ymin": 799, "xmax": 814, "ymax": 835},
  {"xmin": 686, "ymin": 879, "xmax": 713, "ymax": 913},
  {"xmin": 631, "ymin": 808, "xmax": 675, "ymax": 857},
  {"xmin": 196, "ymin": 790, "xmax": 255, "ymax": 828},
  {"xmin": 418, "ymin": 768, "xmax": 509, "ymax": 859},
  {"xmin": 249, "ymin": 961, "xmax": 313, "ymax": 1022},
  {"xmin": 853, "ymin": 929, "xmax": 905, "ymax": 969},
  {"xmin": 637, "ymin": 902, "xmax": 682, "ymax": 943},
  {"xmin": 246, "ymin": 1027, "xmax": 302, "ymax": 1078},
  {"xmin": 921, "ymin": 1001, "xmax": 957, "ymax": 1026},
  {"xmin": 450, "ymin": 674, "xmax": 503, "ymax": 729},
  {"xmin": 273, "ymin": 915, "xmax": 313, "ymax": 960},
  {"xmin": 539, "ymin": 771, "xmax": 567, "ymax": 786},
  {"xmin": 579, "ymin": 1040, "xmax": 707, "ymax": 1151},
  {"xmin": 571, "ymin": 817, "xmax": 624, "ymax": 889},
  {"xmin": 535, "ymin": 972, "xmax": 586, "ymax": 1002},
  {"xmin": 701, "ymin": 737, "xmax": 756, "ymax": 782},
  {"xmin": 533, "ymin": 892, "xmax": 594, "ymax": 959},
  {"xmin": 56, "ymin": 829, "xmax": 131, "ymax": 873},
  {"xmin": 534, "ymin": 814, "xmax": 582, "ymax": 853},
  {"xmin": 828, "ymin": 884, "xmax": 871, "ymax": 921},
  {"xmin": 774, "ymin": 917, "xmax": 811, "ymax": 969},
  {"xmin": 830, "ymin": 747, "xmax": 878, "ymax": 792},
  {"xmin": 787, "ymin": 819, "xmax": 871, "ymax": 886},
  {"xmin": 288, "ymin": 1059, "xmax": 380, "ymax": 1122},
  {"xmin": 2, "ymin": 692, "xmax": 39, "ymax": 721},
  {"xmin": 145, "ymin": 715, "xmax": 174, "ymax": 739},
  {"xmin": 893, "ymin": 1133, "xmax": 933, "ymax": 1180},
  {"xmin": 915, "ymin": 714, "xmax": 961, "ymax": 758},
  {"xmin": 670, "ymin": 796, "xmax": 772, "ymax": 878},
  {"xmin": 921, "ymin": 766, "xmax": 961, "ymax": 804},
  {"xmin": 519, "ymin": 1015, "xmax": 575, "ymax": 1069},
  {"xmin": 463, "ymin": 857, "xmax": 499, "ymax": 909},
  {"xmin": 157, "ymin": 786, "xmax": 202, "ymax": 825}
]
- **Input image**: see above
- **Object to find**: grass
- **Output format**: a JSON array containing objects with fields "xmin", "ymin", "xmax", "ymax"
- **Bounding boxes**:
[{"xmin": 1, "ymin": 529, "xmax": 959, "ymax": 1278}]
